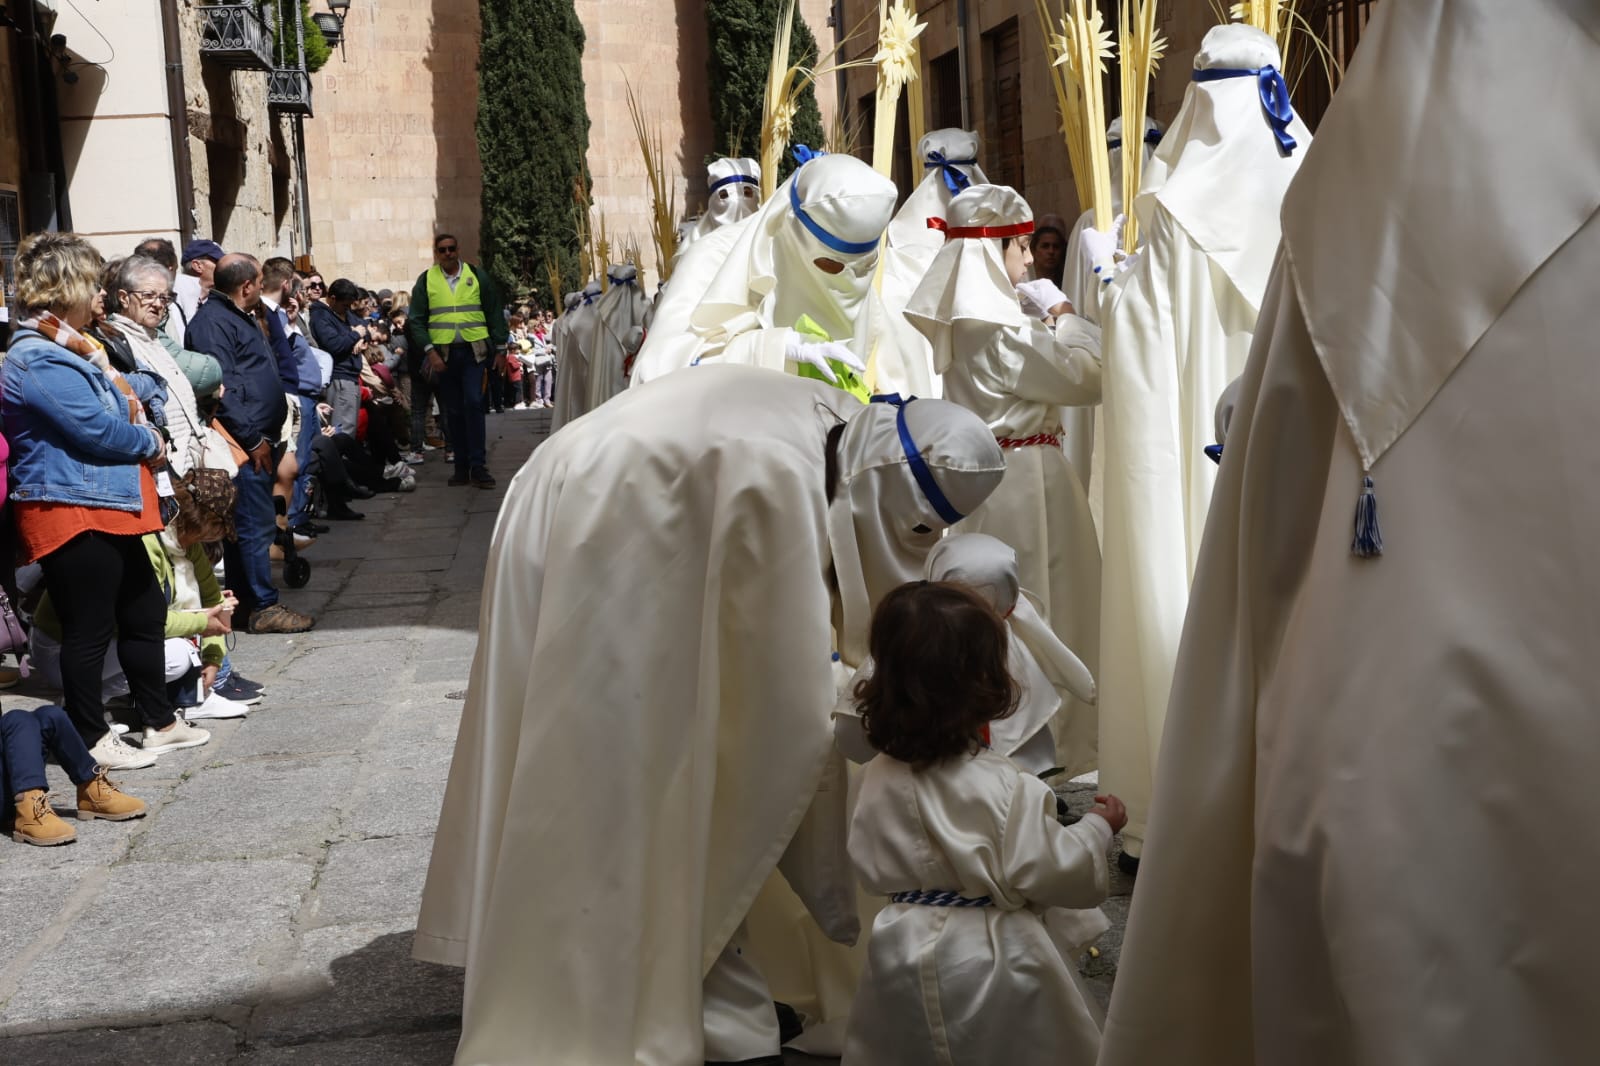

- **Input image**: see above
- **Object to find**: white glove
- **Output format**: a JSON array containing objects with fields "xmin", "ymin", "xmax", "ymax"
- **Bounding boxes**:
[
  {"xmin": 784, "ymin": 332, "xmax": 866, "ymax": 385},
  {"xmin": 1080, "ymin": 213, "xmax": 1126, "ymax": 281}
]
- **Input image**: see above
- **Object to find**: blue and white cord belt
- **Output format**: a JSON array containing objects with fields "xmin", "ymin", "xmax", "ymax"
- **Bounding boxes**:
[{"xmin": 889, "ymin": 889, "xmax": 995, "ymax": 908}]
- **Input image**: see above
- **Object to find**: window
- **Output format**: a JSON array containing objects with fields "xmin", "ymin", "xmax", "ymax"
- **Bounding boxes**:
[
  {"xmin": 983, "ymin": 19, "xmax": 1024, "ymax": 192},
  {"xmin": 0, "ymin": 185, "xmax": 18, "ymax": 308},
  {"xmin": 929, "ymin": 48, "xmax": 963, "ymax": 132},
  {"xmin": 1289, "ymin": 0, "xmax": 1381, "ymax": 129}
]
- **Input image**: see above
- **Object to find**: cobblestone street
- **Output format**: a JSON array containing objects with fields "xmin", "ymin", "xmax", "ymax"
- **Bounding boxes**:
[{"xmin": 0, "ymin": 408, "xmax": 1132, "ymax": 1065}]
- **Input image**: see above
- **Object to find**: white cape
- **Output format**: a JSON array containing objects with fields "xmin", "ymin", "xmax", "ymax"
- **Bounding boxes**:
[
  {"xmin": 1096, "ymin": 24, "xmax": 1311, "ymax": 855},
  {"xmin": 1101, "ymin": 1, "xmax": 1600, "ymax": 1060}
]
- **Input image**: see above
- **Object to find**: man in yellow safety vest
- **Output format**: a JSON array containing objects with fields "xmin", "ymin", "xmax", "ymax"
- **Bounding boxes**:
[{"xmin": 406, "ymin": 233, "xmax": 508, "ymax": 488}]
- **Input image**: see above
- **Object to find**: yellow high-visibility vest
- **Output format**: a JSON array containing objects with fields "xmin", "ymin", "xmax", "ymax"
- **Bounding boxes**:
[{"xmin": 426, "ymin": 264, "xmax": 489, "ymax": 346}]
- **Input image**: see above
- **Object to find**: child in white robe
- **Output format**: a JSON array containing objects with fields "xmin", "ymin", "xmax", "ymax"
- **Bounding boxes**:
[
  {"xmin": 905, "ymin": 183, "xmax": 1104, "ymax": 775},
  {"xmin": 833, "ymin": 532, "xmax": 1099, "ymax": 777},
  {"xmin": 842, "ymin": 580, "xmax": 1126, "ymax": 1066}
]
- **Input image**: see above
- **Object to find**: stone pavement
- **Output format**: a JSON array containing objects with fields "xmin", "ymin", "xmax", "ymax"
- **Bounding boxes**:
[{"xmin": 0, "ymin": 407, "xmax": 1134, "ymax": 1065}]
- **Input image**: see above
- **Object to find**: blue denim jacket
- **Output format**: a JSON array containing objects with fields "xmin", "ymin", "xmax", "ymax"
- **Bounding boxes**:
[{"xmin": 1, "ymin": 329, "xmax": 163, "ymax": 511}]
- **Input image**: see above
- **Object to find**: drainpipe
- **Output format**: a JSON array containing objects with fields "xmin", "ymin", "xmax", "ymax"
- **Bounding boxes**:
[
  {"xmin": 955, "ymin": 0, "xmax": 971, "ymax": 130},
  {"xmin": 158, "ymin": 0, "xmax": 196, "ymax": 243}
]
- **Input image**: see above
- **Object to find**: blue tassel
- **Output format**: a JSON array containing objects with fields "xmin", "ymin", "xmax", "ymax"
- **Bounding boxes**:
[{"xmin": 1351, "ymin": 475, "xmax": 1383, "ymax": 558}]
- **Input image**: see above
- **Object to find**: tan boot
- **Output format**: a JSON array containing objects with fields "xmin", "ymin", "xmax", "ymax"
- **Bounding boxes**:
[
  {"xmin": 12, "ymin": 789, "xmax": 76, "ymax": 846},
  {"xmin": 76, "ymin": 771, "xmax": 148, "ymax": 822}
]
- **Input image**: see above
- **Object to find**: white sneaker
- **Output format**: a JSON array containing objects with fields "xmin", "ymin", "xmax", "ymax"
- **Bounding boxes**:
[
  {"xmin": 110, "ymin": 722, "xmax": 130, "ymax": 736},
  {"xmin": 396, "ymin": 474, "xmax": 417, "ymax": 493},
  {"xmin": 90, "ymin": 731, "xmax": 159, "ymax": 770},
  {"xmin": 402, "ymin": 451, "xmax": 426, "ymax": 464},
  {"xmin": 382, "ymin": 461, "xmax": 411, "ymax": 481},
  {"xmin": 183, "ymin": 691, "xmax": 252, "ymax": 721},
  {"xmin": 142, "ymin": 719, "xmax": 211, "ymax": 753}
]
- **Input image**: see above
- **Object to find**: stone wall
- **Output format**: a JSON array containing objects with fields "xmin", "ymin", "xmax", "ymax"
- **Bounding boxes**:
[
  {"xmin": 301, "ymin": 0, "xmax": 838, "ymax": 293},
  {"xmin": 302, "ymin": 0, "xmax": 482, "ymax": 290},
  {"xmin": 179, "ymin": 0, "xmax": 297, "ymax": 256}
]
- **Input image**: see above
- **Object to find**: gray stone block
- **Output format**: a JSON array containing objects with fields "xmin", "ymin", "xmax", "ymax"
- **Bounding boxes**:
[
  {"xmin": 0, "ymin": 1020, "xmax": 242, "ymax": 1065},
  {"xmin": 248, "ymin": 925, "xmax": 461, "ymax": 1049},
  {"xmin": 343, "ymin": 767, "xmax": 446, "ymax": 841},
  {"xmin": 239, "ymin": 1029, "xmax": 459, "ymax": 1065},
  {"xmin": 300, "ymin": 837, "xmax": 432, "ymax": 929},
  {"xmin": 133, "ymin": 760, "xmax": 347, "ymax": 862},
  {"xmin": 0, "ymin": 859, "xmax": 314, "ymax": 1029}
]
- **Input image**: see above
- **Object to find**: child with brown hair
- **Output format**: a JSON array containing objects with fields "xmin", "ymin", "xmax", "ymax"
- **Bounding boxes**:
[{"xmin": 843, "ymin": 580, "xmax": 1125, "ymax": 1065}]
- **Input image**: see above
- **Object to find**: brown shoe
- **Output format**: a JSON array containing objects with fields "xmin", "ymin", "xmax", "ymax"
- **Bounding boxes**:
[
  {"xmin": 76, "ymin": 770, "xmax": 148, "ymax": 822},
  {"xmin": 249, "ymin": 603, "xmax": 316, "ymax": 634},
  {"xmin": 12, "ymin": 789, "xmax": 76, "ymax": 846}
]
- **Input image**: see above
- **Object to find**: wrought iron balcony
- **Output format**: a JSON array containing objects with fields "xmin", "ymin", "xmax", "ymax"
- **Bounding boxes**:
[
  {"xmin": 268, "ymin": 68, "xmax": 313, "ymax": 116},
  {"xmin": 198, "ymin": 3, "xmax": 275, "ymax": 72}
]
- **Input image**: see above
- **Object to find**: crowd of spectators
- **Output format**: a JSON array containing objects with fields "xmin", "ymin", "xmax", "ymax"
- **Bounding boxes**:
[{"xmin": 0, "ymin": 229, "xmax": 523, "ymax": 847}]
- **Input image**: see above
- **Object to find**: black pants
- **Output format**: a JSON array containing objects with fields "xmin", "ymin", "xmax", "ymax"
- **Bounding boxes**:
[{"xmin": 39, "ymin": 530, "xmax": 177, "ymax": 745}]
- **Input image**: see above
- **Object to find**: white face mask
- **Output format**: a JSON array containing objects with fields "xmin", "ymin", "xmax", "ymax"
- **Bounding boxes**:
[{"xmin": 708, "ymin": 181, "xmax": 760, "ymax": 227}]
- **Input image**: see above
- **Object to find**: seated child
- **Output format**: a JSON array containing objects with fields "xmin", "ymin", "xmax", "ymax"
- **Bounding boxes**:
[
  {"xmin": 2, "ymin": 704, "xmax": 146, "ymax": 846},
  {"xmin": 841, "ymin": 581, "xmax": 1126, "ymax": 1066}
]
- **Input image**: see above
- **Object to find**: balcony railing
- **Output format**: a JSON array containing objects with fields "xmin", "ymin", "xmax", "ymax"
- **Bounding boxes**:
[
  {"xmin": 198, "ymin": 4, "xmax": 275, "ymax": 72},
  {"xmin": 268, "ymin": 68, "xmax": 313, "ymax": 116}
]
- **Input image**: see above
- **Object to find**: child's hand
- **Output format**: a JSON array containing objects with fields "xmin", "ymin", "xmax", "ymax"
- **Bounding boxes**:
[{"xmin": 1089, "ymin": 794, "xmax": 1127, "ymax": 834}]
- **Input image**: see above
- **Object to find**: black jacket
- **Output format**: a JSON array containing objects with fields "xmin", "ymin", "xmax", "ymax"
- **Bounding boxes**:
[
  {"xmin": 185, "ymin": 293, "xmax": 289, "ymax": 451},
  {"xmin": 308, "ymin": 301, "xmax": 363, "ymax": 382}
]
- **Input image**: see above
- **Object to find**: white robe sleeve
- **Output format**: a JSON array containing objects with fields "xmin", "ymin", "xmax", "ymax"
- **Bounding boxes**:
[
  {"xmin": 993, "ymin": 317, "xmax": 1103, "ymax": 409},
  {"xmin": 998, "ymin": 772, "xmax": 1111, "ymax": 910}
]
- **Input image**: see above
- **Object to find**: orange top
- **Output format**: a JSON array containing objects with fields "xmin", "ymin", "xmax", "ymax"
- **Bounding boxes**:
[
  {"xmin": 13, "ymin": 376, "xmax": 165, "ymax": 564},
  {"xmin": 14, "ymin": 468, "xmax": 163, "ymax": 564}
]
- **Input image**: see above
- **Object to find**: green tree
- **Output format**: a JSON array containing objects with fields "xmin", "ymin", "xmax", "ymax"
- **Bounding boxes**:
[
  {"xmin": 477, "ymin": 0, "xmax": 592, "ymax": 299},
  {"xmin": 706, "ymin": 0, "xmax": 826, "ymax": 181}
]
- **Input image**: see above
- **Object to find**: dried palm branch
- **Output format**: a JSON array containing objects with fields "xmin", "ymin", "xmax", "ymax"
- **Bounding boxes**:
[
  {"xmin": 625, "ymin": 74, "xmax": 680, "ymax": 282},
  {"xmin": 595, "ymin": 211, "xmax": 611, "ymax": 290},
  {"xmin": 760, "ymin": 0, "xmax": 873, "ymax": 200},
  {"xmin": 1039, "ymin": 0, "xmax": 1115, "ymax": 229},
  {"xmin": 545, "ymin": 253, "xmax": 563, "ymax": 311},
  {"xmin": 871, "ymin": 0, "xmax": 927, "ymax": 178},
  {"xmin": 1117, "ymin": 0, "xmax": 1166, "ymax": 249}
]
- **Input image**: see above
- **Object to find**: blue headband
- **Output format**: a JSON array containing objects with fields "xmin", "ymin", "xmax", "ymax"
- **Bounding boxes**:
[
  {"xmin": 608, "ymin": 273, "xmax": 635, "ymax": 287},
  {"xmin": 789, "ymin": 179, "xmax": 881, "ymax": 256},
  {"xmin": 869, "ymin": 394, "xmax": 965, "ymax": 525},
  {"xmin": 1191, "ymin": 65, "xmax": 1298, "ymax": 155},
  {"xmin": 708, "ymin": 173, "xmax": 759, "ymax": 193},
  {"xmin": 582, "ymin": 290, "xmax": 600, "ymax": 305},
  {"xmin": 792, "ymin": 144, "xmax": 826, "ymax": 167},
  {"xmin": 923, "ymin": 151, "xmax": 976, "ymax": 195}
]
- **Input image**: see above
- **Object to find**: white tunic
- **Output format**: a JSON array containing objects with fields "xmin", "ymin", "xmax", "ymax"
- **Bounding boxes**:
[
  {"xmin": 1101, "ymin": 3, "xmax": 1600, "ymax": 1061},
  {"xmin": 941, "ymin": 317, "xmax": 1104, "ymax": 775},
  {"xmin": 585, "ymin": 271, "xmax": 648, "ymax": 410},
  {"xmin": 844, "ymin": 751, "xmax": 1111, "ymax": 1065},
  {"xmin": 1096, "ymin": 25, "xmax": 1310, "ymax": 855}
]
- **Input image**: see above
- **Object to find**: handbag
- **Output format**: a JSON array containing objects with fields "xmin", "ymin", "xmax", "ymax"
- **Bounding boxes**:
[{"xmin": 168, "ymin": 398, "xmax": 239, "ymax": 547}]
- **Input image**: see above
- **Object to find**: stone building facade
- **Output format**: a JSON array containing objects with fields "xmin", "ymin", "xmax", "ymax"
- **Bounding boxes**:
[
  {"xmin": 1, "ymin": 0, "xmax": 313, "ymax": 261},
  {"xmin": 301, "ymin": 0, "xmax": 483, "ymax": 289},
  {"xmin": 301, "ymin": 0, "xmax": 839, "ymax": 294}
]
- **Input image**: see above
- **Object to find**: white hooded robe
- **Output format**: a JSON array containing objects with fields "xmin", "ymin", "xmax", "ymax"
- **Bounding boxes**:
[
  {"xmin": 1099, "ymin": 2, "xmax": 1600, "ymax": 1062},
  {"xmin": 1096, "ymin": 24, "xmax": 1311, "ymax": 855}
]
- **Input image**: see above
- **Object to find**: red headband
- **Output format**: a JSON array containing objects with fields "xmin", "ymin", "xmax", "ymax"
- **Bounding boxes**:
[{"xmin": 926, "ymin": 217, "xmax": 1036, "ymax": 240}]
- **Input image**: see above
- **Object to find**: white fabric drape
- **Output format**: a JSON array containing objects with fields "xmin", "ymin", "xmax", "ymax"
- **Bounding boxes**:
[
  {"xmin": 415, "ymin": 367, "xmax": 1003, "ymax": 1065},
  {"xmin": 585, "ymin": 266, "xmax": 648, "ymax": 410},
  {"xmin": 549, "ymin": 280, "xmax": 601, "ymax": 433},
  {"xmin": 1095, "ymin": 23, "xmax": 1310, "ymax": 856},
  {"xmin": 1100, "ymin": 3, "xmax": 1600, "ymax": 1062},
  {"xmin": 843, "ymin": 752, "xmax": 1111, "ymax": 1065}
]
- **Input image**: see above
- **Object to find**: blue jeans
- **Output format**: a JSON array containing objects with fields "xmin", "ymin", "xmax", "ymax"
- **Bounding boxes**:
[
  {"xmin": 225, "ymin": 456, "xmax": 279, "ymax": 618},
  {"xmin": 290, "ymin": 395, "xmax": 319, "ymax": 529},
  {"xmin": 1, "ymin": 705, "xmax": 100, "ymax": 802},
  {"xmin": 434, "ymin": 342, "xmax": 488, "ymax": 474}
]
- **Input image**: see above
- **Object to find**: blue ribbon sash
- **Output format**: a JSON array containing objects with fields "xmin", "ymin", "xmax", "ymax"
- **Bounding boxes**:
[{"xmin": 1192, "ymin": 65, "xmax": 1298, "ymax": 155}]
